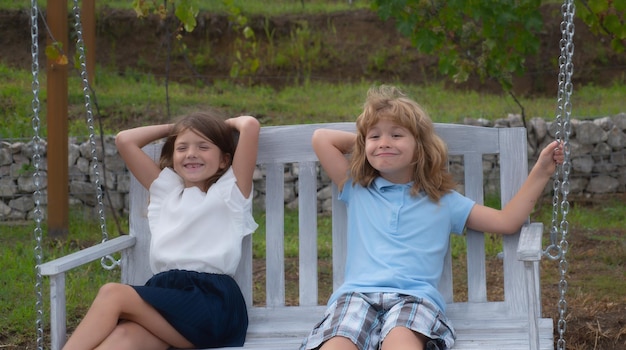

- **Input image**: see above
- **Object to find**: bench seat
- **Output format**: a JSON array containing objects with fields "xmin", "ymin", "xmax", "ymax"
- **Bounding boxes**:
[{"xmin": 40, "ymin": 122, "xmax": 553, "ymax": 350}]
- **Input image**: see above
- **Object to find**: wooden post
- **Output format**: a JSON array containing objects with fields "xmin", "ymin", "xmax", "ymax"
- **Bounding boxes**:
[
  {"xmin": 82, "ymin": 0, "xmax": 96, "ymax": 84},
  {"xmin": 47, "ymin": 0, "xmax": 69, "ymax": 238}
]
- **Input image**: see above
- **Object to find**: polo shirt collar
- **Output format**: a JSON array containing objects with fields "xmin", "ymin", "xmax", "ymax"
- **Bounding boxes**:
[{"xmin": 373, "ymin": 176, "xmax": 413, "ymax": 190}]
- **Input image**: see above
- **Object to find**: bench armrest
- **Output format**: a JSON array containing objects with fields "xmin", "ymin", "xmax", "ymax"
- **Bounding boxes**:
[
  {"xmin": 39, "ymin": 235, "xmax": 136, "ymax": 276},
  {"xmin": 516, "ymin": 222, "xmax": 544, "ymax": 262},
  {"xmin": 516, "ymin": 222, "xmax": 544, "ymax": 350},
  {"xmin": 39, "ymin": 235, "xmax": 137, "ymax": 350}
]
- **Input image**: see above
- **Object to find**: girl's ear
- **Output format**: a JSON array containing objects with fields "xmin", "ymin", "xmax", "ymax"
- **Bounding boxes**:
[{"xmin": 220, "ymin": 152, "xmax": 232, "ymax": 169}]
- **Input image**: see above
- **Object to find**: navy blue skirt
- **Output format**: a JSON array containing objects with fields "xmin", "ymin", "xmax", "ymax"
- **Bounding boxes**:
[{"xmin": 132, "ymin": 269, "xmax": 248, "ymax": 348}]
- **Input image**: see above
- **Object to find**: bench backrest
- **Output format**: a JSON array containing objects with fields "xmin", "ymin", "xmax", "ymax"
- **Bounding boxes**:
[{"xmin": 125, "ymin": 122, "xmax": 532, "ymax": 319}]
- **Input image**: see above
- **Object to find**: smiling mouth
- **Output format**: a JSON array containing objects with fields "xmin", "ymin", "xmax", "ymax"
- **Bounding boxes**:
[{"xmin": 184, "ymin": 163, "xmax": 204, "ymax": 169}]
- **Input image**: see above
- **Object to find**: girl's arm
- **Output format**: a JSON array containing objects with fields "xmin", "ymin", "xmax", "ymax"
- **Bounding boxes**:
[
  {"xmin": 466, "ymin": 140, "xmax": 564, "ymax": 234},
  {"xmin": 115, "ymin": 124, "xmax": 173, "ymax": 190},
  {"xmin": 311, "ymin": 128, "xmax": 355, "ymax": 191},
  {"xmin": 225, "ymin": 116, "xmax": 260, "ymax": 198}
]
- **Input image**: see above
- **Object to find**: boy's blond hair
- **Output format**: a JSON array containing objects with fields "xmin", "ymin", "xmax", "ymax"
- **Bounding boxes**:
[{"xmin": 350, "ymin": 85, "xmax": 456, "ymax": 201}]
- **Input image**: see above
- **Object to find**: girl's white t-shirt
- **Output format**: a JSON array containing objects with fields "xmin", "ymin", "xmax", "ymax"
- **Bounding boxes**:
[{"xmin": 147, "ymin": 167, "xmax": 258, "ymax": 276}]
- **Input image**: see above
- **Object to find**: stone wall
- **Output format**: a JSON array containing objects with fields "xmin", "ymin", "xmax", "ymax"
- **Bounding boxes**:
[{"xmin": 1, "ymin": 113, "xmax": 625, "ymax": 221}]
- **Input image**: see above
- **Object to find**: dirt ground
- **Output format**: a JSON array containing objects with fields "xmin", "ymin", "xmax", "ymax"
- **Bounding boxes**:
[{"xmin": 1, "ymin": 4, "xmax": 625, "ymax": 349}]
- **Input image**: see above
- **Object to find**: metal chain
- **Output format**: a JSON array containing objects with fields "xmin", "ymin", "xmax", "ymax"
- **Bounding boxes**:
[
  {"xmin": 71, "ymin": 0, "xmax": 120, "ymax": 270},
  {"xmin": 30, "ymin": 1, "xmax": 45, "ymax": 349},
  {"xmin": 544, "ymin": 1, "xmax": 575, "ymax": 349}
]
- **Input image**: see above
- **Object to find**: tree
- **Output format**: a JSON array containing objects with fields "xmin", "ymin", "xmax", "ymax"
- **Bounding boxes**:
[
  {"xmin": 372, "ymin": 0, "xmax": 543, "ymax": 123},
  {"xmin": 371, "ymin": 0, "xmax": 625, "ymax": 121}
]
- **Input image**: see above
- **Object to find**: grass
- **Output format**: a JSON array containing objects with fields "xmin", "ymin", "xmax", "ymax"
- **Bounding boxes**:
[
  {"xmin": 0, "ymin": 212, "xmax": 123, "ymax": 347},
  {"xmin": 3, "ymin": 61, "xmax": 626, "ymax": 139}
]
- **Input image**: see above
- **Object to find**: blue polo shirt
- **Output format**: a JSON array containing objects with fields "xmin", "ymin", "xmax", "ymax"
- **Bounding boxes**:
[{"xmin": 329, "ymin": 177, "xmax": 475, "ymax": 312}]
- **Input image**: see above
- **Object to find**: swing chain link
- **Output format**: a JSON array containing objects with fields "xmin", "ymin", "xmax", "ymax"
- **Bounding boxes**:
[
  {"xmin": 545, "ymin": 1, "xmax": 575, "ymax": 349},
  {"xmin": 72, "ymin": 0, "xmax": 120, "ymax": 270},
  {"xmin": 30, "ymin": 1, "xmax": 45, "ymax": 349}
]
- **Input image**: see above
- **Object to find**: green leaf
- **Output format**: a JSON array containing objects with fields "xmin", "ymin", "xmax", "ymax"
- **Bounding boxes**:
[
  {"xmin": 175, "ymin": 0, "xmax": 199, "ymax": 32},
  {"xmin": 603, "ymin": 14, "xmax": 622, "ymax": 35},
  {"xmin": 588, "ymin": 0, "xmax": 609, "ymax": 13},
  {"xmin": 243, "ymin": 26, "xmax": 255, "ymax": 40},
  {"xmin": 44, "ymin": 42, "xmax": 68, "ymax": 65},
  {"xmin": 610, "ymin": 38, "xmax": 625, "ymax": 53},
  {"xmin": 132, "ymin": 0, "xmax": 150, "ymax": 18}
]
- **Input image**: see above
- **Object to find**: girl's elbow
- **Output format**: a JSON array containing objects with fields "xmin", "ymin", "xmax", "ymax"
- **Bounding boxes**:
[
  {"xmin": 246, "ymin": 116, "xmax": 261, "ymax": 129},
  {"xmin": 311, "ymin": 129, "xmax": 326, "ymax": 148},
  {"xmin": 114, "ymin": 131, "xmax": 128, "ymax": 148},
  {"xmin": 240, "ymin": 117, "xmax": 261, "ymax": 133}
]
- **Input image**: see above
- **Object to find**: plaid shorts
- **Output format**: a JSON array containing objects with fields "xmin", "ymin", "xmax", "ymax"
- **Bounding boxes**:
[{"xmin": 300, "ymin": 292, "xmax": 455, "ymax": 350}]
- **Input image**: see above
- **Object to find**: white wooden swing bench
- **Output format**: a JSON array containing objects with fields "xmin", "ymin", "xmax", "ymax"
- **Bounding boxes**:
[{"xmin": 40, "ymin": 122, "xmax": 553, "ymax": 350}]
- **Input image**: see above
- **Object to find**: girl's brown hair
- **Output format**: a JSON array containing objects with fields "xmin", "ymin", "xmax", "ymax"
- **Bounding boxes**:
[
  {"xmin": 350, "ymin": 85, "xmax": 456, "ymax": 201},
  {"xmin": 159, "ymin": 111, "xmax": 235, "ymax": 189}
]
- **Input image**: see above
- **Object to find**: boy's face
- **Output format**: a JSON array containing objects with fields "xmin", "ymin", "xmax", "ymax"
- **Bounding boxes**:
[
  {"xmin": 364, "ymin": 119, "xmax": 416, "ymax": 184},
  {"xmin": 172, "ymin": 128, "xmax": 228, "ymax": 191}
]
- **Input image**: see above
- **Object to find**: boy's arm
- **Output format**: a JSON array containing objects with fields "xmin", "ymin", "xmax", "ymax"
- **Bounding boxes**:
[
  {"xmin": 226, "ymin": 116, "xmax": 260, "ymax": 198},
  {"xmin": 115, "ymin": 124, "xmax": 173, "ymax": 190},
  {"xmin": 311, "ymin": 128, "xmax": 355, "ymax": 191},
  {"xmin": 466, "ymin": 141, "xmax": 564, "ymax": 234}
]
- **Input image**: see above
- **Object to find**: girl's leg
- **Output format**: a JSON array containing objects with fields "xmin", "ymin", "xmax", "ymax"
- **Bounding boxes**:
[
  {"xmin": 381, "ymin": 326, "xmax": 427, "ymax": 350},
  {"xmin": 319, "ymin": 336, "xmax": 358, "ymax": 350},
  {"xmin": 63, "ymin": 282, "xmax": 194, "ymax": 350},
  {"xmin": 95, "ymin": 320, "xmax": 168, "ymax": 350}
]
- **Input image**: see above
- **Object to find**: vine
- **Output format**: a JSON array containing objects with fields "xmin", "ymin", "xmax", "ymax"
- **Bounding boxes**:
[
  {"xmin": 133, "ymin": 0, "xmax": 199, "ymax": 33},
  {"xmin": 223, "ymin": 0, "xmax": 260, "ymax": 83}
]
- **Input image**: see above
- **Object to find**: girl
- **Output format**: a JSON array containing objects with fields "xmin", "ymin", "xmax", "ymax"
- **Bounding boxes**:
[
  {"xmin": 301, "ymin": 85, "xmax": 564, "ymax": 350},
  {"xmin": 63, "ymin": 112, "xmax": 260, "ymax": 350}
]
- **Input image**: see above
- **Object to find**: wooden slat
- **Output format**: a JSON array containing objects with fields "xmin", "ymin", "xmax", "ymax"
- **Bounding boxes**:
[
  {"xmin": 265, "ymin": 163, "xmax": 286, "ymax": 307},
  {"xmin": 256, "ymin": 123, "xmax": 355, "ymax": 164},
  {"xmin": 298, "ymin": 161, "xmax": 319, "ymax": 306},
  {"xmin": 236, "ymin": 235, "xmax": 254, "ymax": 307},
  {"xmin": 331, "ymin": 183, "xmax": 347, "ymax": 290},
  {"xmin": 124, "ymin": 152, "xmax": 154, "ymax": 285},
  {"xmin": 49, "ymin": 273, "xmax": 66, "ymax": 350},
  {"xmin": 499, "ymin": 127, "xmax": 531, "ymax": 316},
  {"xmin": 435, "ymin": 123, "xmax": 500, "ymax": 155},
  {"xmin": 463, "ymin": 152, "xmax": 487, "ymax": 303}
]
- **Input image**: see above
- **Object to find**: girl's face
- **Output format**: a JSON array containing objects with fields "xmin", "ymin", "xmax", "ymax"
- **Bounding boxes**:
[
  {"xmin": 173, "ymin": 128, "xmax": 228, "ymax": 191},
  {"xmin": 364, "ymin": 119, "xmax": 416, "ymax": 183}
]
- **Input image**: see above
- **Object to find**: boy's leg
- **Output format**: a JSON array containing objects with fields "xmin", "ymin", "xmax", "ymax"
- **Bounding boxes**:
[
  {"xmin": 380, "ymin": 294, "xmax": 452, "ymax": 350},
  {"xmin": 301, "ymin": 292, "xmax": 383, "ymax": 350},
  {"xmin": 320, "ymin": 336, "xmax": 359, "ymax": 350},
  {"xmin": 63, "ymin": 282, "xmax": 194, "ymax": 350},
  {"xmin": 381, "ymin": 327, "xmax": 427, "ymax": 350}
]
